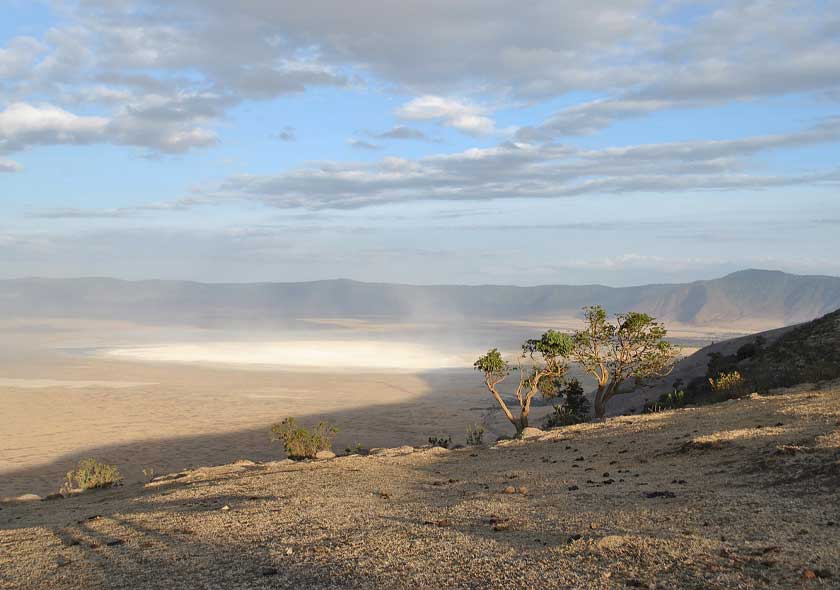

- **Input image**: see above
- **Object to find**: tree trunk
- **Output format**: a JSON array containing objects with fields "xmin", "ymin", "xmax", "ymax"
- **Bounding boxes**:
[{"xmin": 593, "ymin": 384, "xmax": 607, "ymax": 419}]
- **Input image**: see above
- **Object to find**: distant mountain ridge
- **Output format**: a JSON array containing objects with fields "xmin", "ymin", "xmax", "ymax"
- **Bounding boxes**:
[{"xmin": 1, "ymin": 269, "xmax": 839, "ymax": 329}]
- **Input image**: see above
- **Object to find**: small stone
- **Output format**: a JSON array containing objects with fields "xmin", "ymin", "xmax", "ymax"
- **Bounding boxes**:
[
  {"xmin": 567, "ymin": 533, "xmax": 582, "ymax": 543},
  {"xmin": 589, "ymin": 522, "xmax": 600, "ymax": 530},
  {"xmin": 802, "ymin": 570, "xmax": 817, "ymax": 580},
  {"xmin": 43, "ymin": 493, "xmax": 64, "ymax": 502},
  {"xmin": 261, "ymin": 567, "xmax": 278, "ymax": 576},
  {"xmin": 220, "ymin": 504, "xmax": 231, "ymax": 511},
  {"xmin": 55, "ymin": 556, "xmax": 71, "ymax": 568},
  {"xmin": 644, "ymin": 491, "xmax": 676, "ymax": 499},
  {"xmin": 285, "ymin": 547, "xmax": 294, "ymax": 555},
  {"xmin": 568, "ymin": 485, "xmax": 579, "ymax": 491},
  {"xmin": 314, "ymin": 450, "xmax": 336, "ymax": 460},
  {"xmin": 813, "ymin": 569, "xmax": 833, "ymax": 579},
  {"xmin": 105, "ymin": 539, "xmax": 124, "ymax": 547},
  {"xmin": 517, "ymin": 486, "xmax": 528, "ymax": 495},
  {"xmin": 503, "ymin": 486, "xmax": 516, "ymax": 494}
]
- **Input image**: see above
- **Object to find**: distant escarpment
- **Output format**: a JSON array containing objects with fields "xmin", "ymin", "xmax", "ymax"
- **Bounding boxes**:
[{"xmin": 1, "ymin": 269, "xmax": 838, "ymax": 330}]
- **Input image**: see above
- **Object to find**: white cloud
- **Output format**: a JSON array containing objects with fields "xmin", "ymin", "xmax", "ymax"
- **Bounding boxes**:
[
  {"xmin": 0, "ymin": 158, "xmax": 22, "ymax": 173},
  {"xmin": 396, "ymin": 95, "xmax": 496, "ymax": 135},
  {"xmin": 0, "ymin": 103, "xmax": 108, "ymax": 153},
  {"xmin": 197, "ymin": 118, "xmax": 840, "ymax": 209}
]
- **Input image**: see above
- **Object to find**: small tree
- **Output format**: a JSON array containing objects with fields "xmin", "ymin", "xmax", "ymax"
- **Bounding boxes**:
[
  {"xmin": 542, "ymin": 378, "xmax": 592, "ymax": 428},
  {"xmin": 572, "ymin": 306, "xmax": 678, "ymax": 419},
  {"xmin": 474, "ymin": 329, "xmax": 572, "ymax": 435}
]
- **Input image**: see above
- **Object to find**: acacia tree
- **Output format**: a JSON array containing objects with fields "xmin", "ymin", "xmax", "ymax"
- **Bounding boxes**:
[
  {"xmin": 572, "ymin": 306, "xmax": 679, "ymax": 419},
  {"xmin": 474, "ymin": 329, "xmax": 572, "ymax": 435}
]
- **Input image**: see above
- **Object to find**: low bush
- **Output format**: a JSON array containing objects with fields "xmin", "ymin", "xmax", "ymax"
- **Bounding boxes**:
[
  {"xmin": 465, "ymin": 423, "xmax": 485, "ymax": 446},
  {"xmin": 428, "ymin": 435, "xmax": 452, "ymax": 449},
  {"xmin": 709, "ymin": 371, "xmax": 748, "ymax": 397},
  {"xmin": 344, "ymin": 442, "xmax": 366, "ymax": 455},
  {"xmin": 63, "ymin": 458, "xmax": 122, "ymax": 492},
  {"xmin": 643, "ymin": 387, "xmax": 687, "ymax": 413},
  {"xmin": 270, "ymin": 417, "xmax": 338, "ymax": 460}
]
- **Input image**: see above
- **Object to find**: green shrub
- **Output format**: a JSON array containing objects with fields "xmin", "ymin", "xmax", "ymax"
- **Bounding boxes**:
[
  {"xmin": 709, "ymin": 371, "xmax": 748, "ymax": 397},
  {"xmin": 270, "ymin": 417, "xmax": 338, "ymax": 460},
  {"xmin": 428, "ymin": 435, "xmax": 452, "ymax": 449},
  {"xmin": 465, "ymin": 423, "xmax": 485, "ymax": 446},
  {"xmin": 542, "ymin": 378, "xmax": 591, "ymax": 428},
  {"xmin": 643, "ymin": 387, "xmax": 687, "ymax": 413},
  {"xmin": 344, "ymin": 442, "xmax": 365, "ymax": 455},
  {"xmin": 63, "ymin": 458, "xmax": 122, "ymax": 492}
]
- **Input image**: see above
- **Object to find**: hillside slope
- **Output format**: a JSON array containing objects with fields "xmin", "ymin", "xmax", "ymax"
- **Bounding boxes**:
[
  {"xmin": 607, "ymin": 306, "xmax": 840, "ymax": 415},
  {"xmin": 3, "ymin": 383, "xmax": 839, "ymax": 589},
  {"xmin": 1, "ymin": 269, "xmax": 839, "ymax": 329}
]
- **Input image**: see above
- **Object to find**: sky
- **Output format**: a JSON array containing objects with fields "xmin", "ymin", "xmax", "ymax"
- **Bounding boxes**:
[{"xmin": 1, "ymin": 0, "xmax": 839, "ymax": 286}]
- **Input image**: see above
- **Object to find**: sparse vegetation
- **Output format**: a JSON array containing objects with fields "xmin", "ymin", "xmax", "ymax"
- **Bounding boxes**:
[
  {"xmin": 270, "ymin": 417, "xmax": 338, "ymax": 460},
  {"xmin": 542, "ymin": 378, "xmax": 591, "ymax": 428},
  {"xmin": 571, "ymin": 306, "xmax": 679, "ymax": 418},
  {"xmin": 465, "ymin": 423, "xmax": 485, "ymax": 446},
  {"xmin": 709, "ymin": 370, "xmax": 748, "ymax": 397},
  {"xmin": 344, "ymin": 442, "xmax": 365, "ymax": 455},
  {"xmin": 142, "ymin": 467, "xmax": 156, "ymax": 482},
  {"xmin": 428, "ymin": 435, "xmax": 452, "ymax": 449},
  {"xmin": 62, "ymin": 458, "xmax": 122, "ymax": 492},
  {"xmin": 643, "ymin": 389, "xmax": 686, "ymax": 413},
  {"xmin": 475, "ymin": 329, "xmax": 573, "ymax": 435}
]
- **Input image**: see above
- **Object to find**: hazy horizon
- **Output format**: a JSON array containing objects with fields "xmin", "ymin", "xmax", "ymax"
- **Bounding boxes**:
[{"xmin": 3, "ymin": 267, "xmax": 840, "ymax": 289}]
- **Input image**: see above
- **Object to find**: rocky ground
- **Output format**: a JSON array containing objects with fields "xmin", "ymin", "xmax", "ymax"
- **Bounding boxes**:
[{"xmin": 2, "ymin": 382, "xmax": 839, "ymax": 589}]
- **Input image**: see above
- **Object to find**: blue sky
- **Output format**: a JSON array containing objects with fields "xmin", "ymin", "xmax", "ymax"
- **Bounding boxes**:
[{"xmin": 1, "ymin": 0, "xmax": 839, "ymax": 285}]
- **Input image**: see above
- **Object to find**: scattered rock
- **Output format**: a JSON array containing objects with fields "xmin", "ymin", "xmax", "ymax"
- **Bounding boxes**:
[
  {"xmin": 14, "ymin": 494, "xmax": 41, "ymax": 502},
  {"xmin": 517, "ymin": 486, "xmax": 528, "ymax": 495},
  {"xmin": 260, "ymin": 567, "xmax": 278, "ymax": 576},
  {"xmin": 568, "ymin": 485, "xmax": 579, "ymax": 491},
  {"xmin": 314, "ymin": 450, "xmax": 336, "ymax": 460},
  {"xmin": 567, "ymin": 533, "xmax": 583, "ymax": 543},
  {"xmin": 105, "ymin": 539, "xmax": 124, "ymax": 547},
  {"xmin": 369, "ymin": 445, "xmax": 415, "ymax": 457},
  {"xmin": 803, "ymin": 569, "xmax": 817, "ymax": 580},
  {"xmin": 285, "ymin": 547, "xmax": 294, "ymax": 555},
  {"xmin": 643, "ymin": 491, "xmax": 676, "ymax": 499},
  {"xmin": 55, "ymin": 556, "xmax": 71, "ymax": 568},
  {"xmin": 220, "ymin": 504, "xmax": 231, "ymax": 511},
  {"xmin": 502, "ymin": 486, "xmax": 517, "ymax": 494}
]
